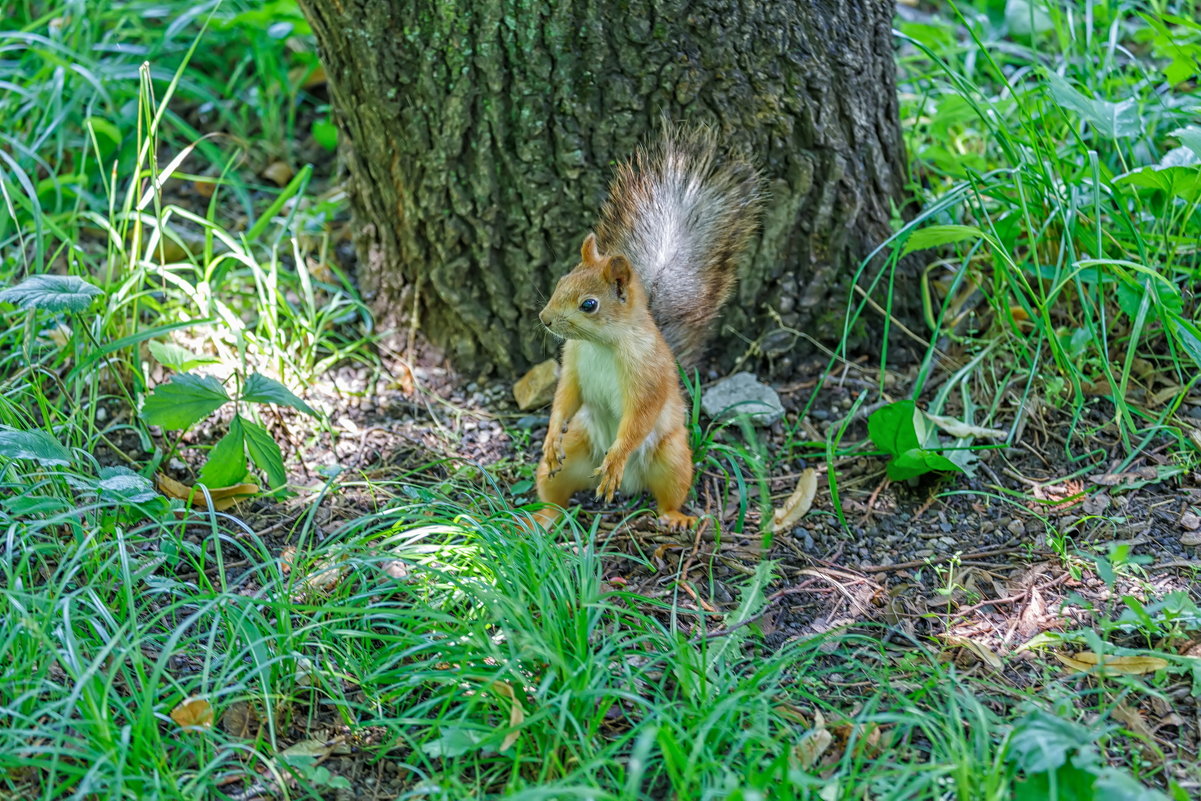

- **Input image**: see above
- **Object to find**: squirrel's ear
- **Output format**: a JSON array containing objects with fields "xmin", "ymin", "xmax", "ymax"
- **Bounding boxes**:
[
  {"xmin": 603, "ymin": 254, "xmax": 632, "ymax": 301},
  {"xmin": 580, "ymin": 232, "xmax": 601, "ymax": 264}
]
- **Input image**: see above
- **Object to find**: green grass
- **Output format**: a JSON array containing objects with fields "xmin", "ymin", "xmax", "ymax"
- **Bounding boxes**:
[{"xmin": 1, "ymin": 0, "xmax": 1200, "ymax": 798}]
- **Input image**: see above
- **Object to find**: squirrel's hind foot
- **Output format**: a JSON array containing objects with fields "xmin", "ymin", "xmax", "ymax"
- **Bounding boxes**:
[{"xmin": 657, "ymin": 510, "xmax": 697, "ymax": 531}]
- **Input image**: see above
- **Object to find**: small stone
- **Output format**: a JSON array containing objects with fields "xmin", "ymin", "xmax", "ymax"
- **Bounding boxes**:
[
  {"xmin": 1006, "ymin": 518, "xmax": 1025, "ymax": 536},
  {"xmin": 516, "ymin": 415, "xmax": 549, "ymax": 430},
  {"xmin": 1182, "ymin": 530, "xmax": 1201, "ymax": 547},
  {"xmin": 700, "ymin": 372, "xmax": 785, "ymax": 427},
  {"xmin": 513, "ymin": 359, "xmax": 559, "ymax": 411},
  {"xmin": 1180, "ymin": 511, "xmax": 1200, "ymax": 531}
]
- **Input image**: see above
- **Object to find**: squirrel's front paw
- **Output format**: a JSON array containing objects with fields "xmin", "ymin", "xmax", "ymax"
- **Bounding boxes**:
[
  {"xmin": 594, "ymin": 457, "xmax": 625, "ymax": 502},
  {"xmin": 542, "ymin": 435, "xmax": 565, "ymax": 474}
]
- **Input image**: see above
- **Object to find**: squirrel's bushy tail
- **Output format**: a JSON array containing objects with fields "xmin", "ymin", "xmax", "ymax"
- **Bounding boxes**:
[{"xmin": 595, "ymin": 124, "xmax": 764, "ymax": 366}]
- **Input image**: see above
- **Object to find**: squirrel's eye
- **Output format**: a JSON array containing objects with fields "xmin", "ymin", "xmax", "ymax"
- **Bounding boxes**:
[{"xmin": 579, "ymin": 298, "xmax": 599, "ymax": 313}]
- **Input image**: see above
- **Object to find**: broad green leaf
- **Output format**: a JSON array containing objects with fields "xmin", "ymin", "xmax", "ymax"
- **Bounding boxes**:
[
  {"xmin": 241, "ymin": 372, "xmax": 315, "ymax": 416},
  {"xmin": 869, "ymin": 402, "xmax": 965, "ymax": 480},
  {"xmin": 1006, "ymin": 709, "xmax": 1097, "ymax": 774},
  {"xmin": 1170, "ymin": 125, "xmax": 1201, "ymax": 154},
  {"xmin": 0, "ymin": 429, "xmax": 71, "ymax": 466},
  {"xmin": 1115, "ymin": 165, "xmax": 1201, "ymax": 203},
  {"xmin": 198, "ymin": 419, "xmax": 248, "ymax": 487},
  {"xmin": 148, "ymin": 340, "xmax": 219, "ymax": 372},
  {"xmin": 97, "ymin": 467, "xmax": 158, "ymax": 504},
  {"xmin": 312, "ymin": 118, "xmax": 338, "ymax": 151},
  {"xmin": 242, "ymin": 418, "xmax": 287, "ymax": 491},
  {"xmin": 901, "ymin": 224, "xmax": 986, "ymax": 257},
  {"xmin": 0, "ymin": 275, "xmax": 103, "ymax": 313},
  {"xmin": 142, "ymin": 374, "xmax": 230, "ymax": 430},
  {"xmin": 887, "ymin": 449, "xmax": 963, "ymax": 481},
  {"xmin": 867, "ymin": 400, "xmax": 922, "ymax": 457},
  {"xmin": 421, "ymin": 727, "xmax": 485, "ymax": 758},
  {"xmin": 1092, "ymin": 769, "xmax": 1170, "ymax": 801},
  {"xmin": 1013, "ymin": 764, "xmax": 1098, "ymax": 801},
  {"xmin": 1045, "ymin": 72, "xmax": 1140, "ymax": 139},
  {"xmin": 1115, "ymin": 278, "xmax": 1183, "ymax": 321}
]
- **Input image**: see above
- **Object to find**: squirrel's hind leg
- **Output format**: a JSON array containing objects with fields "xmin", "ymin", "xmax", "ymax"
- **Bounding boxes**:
[
  {"xmin": 646, "ymin": 427, "xmax": 697, "ymax": 531},
  {"xmin": 533, "ymin": 423, "xmax": 599, "ymax": 528}
]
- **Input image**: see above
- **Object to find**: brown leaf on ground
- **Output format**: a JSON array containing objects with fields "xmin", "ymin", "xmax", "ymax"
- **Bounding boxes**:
[
  {"xmin": 1111, "ymin": 703, "xmax": 1155, "ymax": 741},
  {"xmin": 1027, "ymin": 479, "xmax": 1084, "ymax": 510},
  {"xmin": 941, "ymin": 633, "xmax": 1003, "ymax": 669},
  {"xmin": 772, "ymin": 468, "xmax": 819, "ymax": 533},
  {"xmin": 1015, "ymin": 584, "xmax": 1048, "ymax": 641},
  {"xmin": 220, "ymin": 701, "xmax": 259, "ymax": 739},
  {"xmin": 170, "ymin": 696, "xmax": 214, "ymax": 729},
  {"xmin": 261, "ymin": 160, "xmax": 295, "ymax": 187},
  {"xmin": 157, "ymin": 473, "xmax": 259, "ymax": 511},
  {"xmin": 1053, "ymin": 651, "xmax": 1169, "ymax": 675},
  {"xmin": 794, "ymin": 711, "xmax": 833, "ymax": 769},
  {"xmin": 491, "ymin": 681, "xmax": 526, "ymax": 752}
]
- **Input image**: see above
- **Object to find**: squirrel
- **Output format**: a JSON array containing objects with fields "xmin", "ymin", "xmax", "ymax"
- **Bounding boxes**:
[{"xmin": 534, "ymin": 125, "xmax": 763, "ymax": 529}]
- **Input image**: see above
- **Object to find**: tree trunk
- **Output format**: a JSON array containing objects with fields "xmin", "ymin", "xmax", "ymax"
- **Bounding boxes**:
[{"xmin": 297, "ymin": 0, "xmax": 911, "ymax": 378}]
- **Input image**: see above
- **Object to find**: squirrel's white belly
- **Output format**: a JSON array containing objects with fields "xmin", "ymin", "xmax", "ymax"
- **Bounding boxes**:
[{"xmin": 573, "ymin": 341, "xmax": 669, "ymax": 492}]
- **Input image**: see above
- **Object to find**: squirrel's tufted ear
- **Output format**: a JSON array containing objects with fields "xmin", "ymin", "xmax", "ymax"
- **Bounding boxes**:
[
  {"xmin": 603, "ymin": 254, "xmax": 632, "ymax": 301},
  {"xmin": 580, "ymin": 232, "xmax": 601, "ymax": 264}
]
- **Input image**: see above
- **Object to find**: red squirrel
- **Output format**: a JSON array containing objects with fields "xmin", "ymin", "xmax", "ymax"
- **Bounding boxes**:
[{"xmin": 535, "ymin": 126, "xmax": 763, "ymax": 529}]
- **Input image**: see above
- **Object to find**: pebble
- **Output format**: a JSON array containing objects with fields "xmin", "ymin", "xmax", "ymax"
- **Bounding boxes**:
[
  {"xmin": 1006, "ymin": 518, "xmax": 1025, "ymax": 536},
  {"xmin": 516, "ymin": 415, "xmax": 549, "ymax": 430},
  {"xmin": 700, "ymin": 372, "xmax": 785, "ymax": 427}
]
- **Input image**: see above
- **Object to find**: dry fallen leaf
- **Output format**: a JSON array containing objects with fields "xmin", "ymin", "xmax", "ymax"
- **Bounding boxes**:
[
  {"xmin": 794, "ymin": 710, "xmax": 833, "ymax": 769},
  {"xmin": 925, "ymin": 413, "xmax": 1007, "ymax": 440},
  {"xmin": 1053, "ymin": 651, "xmax": 1169, "ymax": 675},
  {"xmin": 170, "ymin": 696, "xmax": 214, "ymax": 729},
  {"xmin": 941, "ymin": 634, "xmax": 1003, "ymax": 669},
  {"xmin": 491, "ymin": 681, "xmax": 525, "ymax": 752},
  {"xmin": 1110, "ymin": 703, "xmax": 1154, "ymax": 740},
  {"xmin": 280, "ymin": 738, "xmax": 342, "ymax": 759},
  {"xmin": 772, "ymin": 468, "xmax": 818, "ymax": 534},
  {"xmin": 157, "ymin": 473, "xmax": 259, "ymax": 511},
  {"xmin": 261, "ymin": 160, "xmax": 295, "ymax": 187},
  {"xmin": 220, "ymin": 700, "xmax": 258, "ymax": 738}
]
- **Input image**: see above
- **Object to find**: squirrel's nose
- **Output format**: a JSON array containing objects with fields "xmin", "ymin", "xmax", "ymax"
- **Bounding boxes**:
[{"xmin": 539, "ymin": 309, "xmax": 551, "ymax": 327}]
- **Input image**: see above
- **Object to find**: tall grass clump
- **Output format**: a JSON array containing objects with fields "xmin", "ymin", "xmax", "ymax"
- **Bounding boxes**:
[{"xmin": 855, "ymin": 2, "xmax": 1201, "ymax": 463}]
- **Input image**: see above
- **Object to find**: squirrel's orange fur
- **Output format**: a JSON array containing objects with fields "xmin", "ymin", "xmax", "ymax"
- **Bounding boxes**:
[{"xmin": 534, "ymin": 126, "xmax": 762, "ymax": 530}]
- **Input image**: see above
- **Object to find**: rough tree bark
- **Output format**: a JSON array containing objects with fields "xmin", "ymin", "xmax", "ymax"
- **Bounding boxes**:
[{"xmin": 296, "ymin": 0, "xmax": 912, "ymax": 377}]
